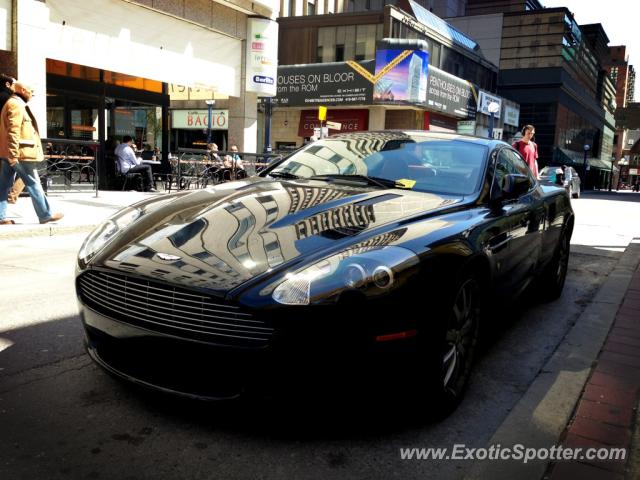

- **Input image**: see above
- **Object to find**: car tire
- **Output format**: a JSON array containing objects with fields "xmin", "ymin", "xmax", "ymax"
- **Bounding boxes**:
[
  {"xmin": 539, "ymin": 227, "xmax": 570, "ymax": 301},
  {"xmin": 419, "ymin": 270, "xmax": 482, "ymax": 416}
]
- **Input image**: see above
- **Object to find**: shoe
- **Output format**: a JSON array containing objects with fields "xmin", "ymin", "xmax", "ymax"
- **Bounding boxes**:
[
  {"xmin": 0, "ymin": 219, "xmax": 15, "ymax": 225},
  {"xmin": 147, "ymin": 188, "xmax": 159, "ymax": 193},
  {"xmin": 39, "ymin": 213, "xmax": 64, "ymax": 224}
]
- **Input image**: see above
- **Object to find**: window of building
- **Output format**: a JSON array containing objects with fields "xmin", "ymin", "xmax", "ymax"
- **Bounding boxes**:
[
  {"xmin": 307, "ymin": 1, "xmax": 315, "ymax": 14},
  {"xmin": 317, "ymin": 24, "xmax": 383, "ymax": 62}
]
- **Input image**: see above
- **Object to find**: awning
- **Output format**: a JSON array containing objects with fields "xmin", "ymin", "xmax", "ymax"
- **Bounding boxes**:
[
  {"xmin": 556, "ymin": 148, "xmax": 617, "ymax": 171},
  {"xmin": 46, "ymin": 0, "xmax": 241, "ymax": 96}
]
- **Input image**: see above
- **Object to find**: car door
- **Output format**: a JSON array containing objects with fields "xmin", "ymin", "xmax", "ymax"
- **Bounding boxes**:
[{"xmin": 492, "ymin": 148, "xmax": 544, "ymax": 294}]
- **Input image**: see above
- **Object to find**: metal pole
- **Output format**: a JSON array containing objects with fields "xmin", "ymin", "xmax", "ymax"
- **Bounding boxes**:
[
  {"xmin": 488, "ymin": 112, "xmax": 494, "ymax": 139},
  {"xmin": 583, "ymin": 147, "xmax": 589, "ymax": 191},
  {"xmin": 206, "ymin": 103, "xmax": 213, "ymax": 144},
  {"xmin": 264, "ymin": 97, "xmax": 273, "ymax": 154},
  {"xmin": 609, "ymin": 157, "xmax": 614, "ymax": 192}
]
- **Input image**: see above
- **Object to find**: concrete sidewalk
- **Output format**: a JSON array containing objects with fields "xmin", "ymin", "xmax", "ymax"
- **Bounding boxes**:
[
  {"xmin": 0, "ymin": 190, "xmax": 162, "ymax": 238},
  {"xmin": 465, "ymin": 237, "xmax": 640, "ymax": 480},
  {"xmin": 546, "ymin": 244, "xmax": 640, "ymax": 479}
]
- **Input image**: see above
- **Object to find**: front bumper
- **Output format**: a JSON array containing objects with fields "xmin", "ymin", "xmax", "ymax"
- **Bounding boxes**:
[{"xmin": 79, "ymin": 298, "xmax": 420, "ymax": 401}]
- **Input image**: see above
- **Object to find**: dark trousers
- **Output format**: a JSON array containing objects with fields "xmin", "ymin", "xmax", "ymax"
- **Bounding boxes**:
[{"xmin": 128, "ymin": 164, "xmax": 154, "ymax": 190}]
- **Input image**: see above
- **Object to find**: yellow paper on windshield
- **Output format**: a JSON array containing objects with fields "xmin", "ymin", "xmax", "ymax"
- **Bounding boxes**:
[{"xmin": 395, "ymin": 179, "xmax": 416, "ymax": 189}]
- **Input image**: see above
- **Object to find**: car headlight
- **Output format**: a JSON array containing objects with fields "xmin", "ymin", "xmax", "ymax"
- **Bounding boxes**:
[
  {"xmin": 78, "ymin": 207, "xmax": 143, "ymax": 264},
  {"xmin": 271, "ymin": 246, "xmax": 419, "ymax": 305},
  {"xmin": 78, "ymin": 195, "xmax": 178, "ymax": 265}
]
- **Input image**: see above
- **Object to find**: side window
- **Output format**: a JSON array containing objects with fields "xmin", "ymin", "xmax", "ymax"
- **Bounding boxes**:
[
  {"xmin": 506, "ymin": 149, "xmax": 536, "ymax": 184},
  {"xmin": 492, "ymin": 149, "xmax": 533, "ymax": 197},
  {"xmin": 493, "ymin": 150, "xmax": 517, "ymax": 191}
]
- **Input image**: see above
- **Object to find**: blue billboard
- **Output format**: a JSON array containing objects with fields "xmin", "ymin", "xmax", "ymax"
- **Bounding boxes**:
[{"xmin": 374, "ymin": 49, "xmax": 429, "ymax": 103}]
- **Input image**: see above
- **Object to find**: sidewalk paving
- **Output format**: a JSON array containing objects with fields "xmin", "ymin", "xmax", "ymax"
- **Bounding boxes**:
[
  {"xmin": 0, "ymin": 190, "xmax": 161, "ymax": 238},
  {"xmin": 546, "ymin": 248, "xmax": 640, "ymax": 479}
]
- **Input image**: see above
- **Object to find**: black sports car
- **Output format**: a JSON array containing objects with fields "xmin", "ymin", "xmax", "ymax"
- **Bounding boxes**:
[{"xmin": 76, "ymin": 131, "xmax": 573, "ymax": 413}]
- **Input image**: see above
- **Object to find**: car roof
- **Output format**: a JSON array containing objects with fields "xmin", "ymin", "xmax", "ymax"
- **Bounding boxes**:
[{"xmin": 327, "ymin": 130, "xmax": 505, "ymax": 149}]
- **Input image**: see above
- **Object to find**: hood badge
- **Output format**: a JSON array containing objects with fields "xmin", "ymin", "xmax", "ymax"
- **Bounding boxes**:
[{"xmin": 156, "ymin": 253, "xmax": 182, "ymax": 261}]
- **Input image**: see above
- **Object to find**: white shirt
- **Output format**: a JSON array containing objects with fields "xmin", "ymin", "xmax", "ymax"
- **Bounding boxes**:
[
  {"xmin": 564, "ymin": 167, "xmax": 572, "ymax": 182},
  {"xmin": 115, "ymin": 143, "xmax": 140, "ymax": 173}
]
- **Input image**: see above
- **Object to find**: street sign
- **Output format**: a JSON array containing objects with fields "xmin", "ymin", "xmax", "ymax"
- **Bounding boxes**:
[
  {"xmin": 326, "ymin": 121, "xmax": 342, "ymax": 130},
  {"xmin": 318, "ymin": 106, "xmax": 327, "ymax": 121}
]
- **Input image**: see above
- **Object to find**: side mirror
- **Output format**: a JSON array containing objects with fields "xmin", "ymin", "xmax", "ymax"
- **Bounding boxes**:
[
  {"xmin": 490, "ymin": 173, "xmax": 531, "ymax": 209},
  {"xmin": 502, "ymin": 173, "xmax": 531, "ymax": 199}
]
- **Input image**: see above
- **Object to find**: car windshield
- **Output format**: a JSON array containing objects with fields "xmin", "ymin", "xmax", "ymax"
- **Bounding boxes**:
[{"xmin": 265, "ymin": 136, "xmax": 488, "ymax": 195}]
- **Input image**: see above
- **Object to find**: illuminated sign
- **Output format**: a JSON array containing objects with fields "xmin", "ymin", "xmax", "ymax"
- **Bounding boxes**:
[
  {"xmin": 246, "ymin": 18, "xmax": 278, "ymax": 97},
  {"xmin": 171, "ymin": 110, "xmax": 229, "ymax": 130}
]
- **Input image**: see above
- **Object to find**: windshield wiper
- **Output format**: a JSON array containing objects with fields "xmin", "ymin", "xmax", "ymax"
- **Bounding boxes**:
[
  {"xmin": 268, "ymin": 171, "xmax": 300, "ymax": 179},
  {"xmin": 309, "ymin": 174, "xmax": 401, "ymax": 189}
]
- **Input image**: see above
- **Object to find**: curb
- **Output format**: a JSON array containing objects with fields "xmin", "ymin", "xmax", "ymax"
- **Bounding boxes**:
[
  {"xmin": 464, "ymin": 239, "xmax": 640, "ymax": 479},
  {"xmin": 0, "ymin": 224, "xmax": 96, "ymax": 239}
]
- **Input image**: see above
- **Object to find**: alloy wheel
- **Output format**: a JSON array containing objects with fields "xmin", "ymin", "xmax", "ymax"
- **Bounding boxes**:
[{"xmin": 442, "ymin": 278, "xmax": 480, "ymax": 394}]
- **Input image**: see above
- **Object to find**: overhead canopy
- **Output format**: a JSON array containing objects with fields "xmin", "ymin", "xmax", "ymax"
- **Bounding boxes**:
[
  {"xmin": 46, "ymin": 0, "xmax": 241, "ymax": 96},
  {"xmin": 556, "ymin": 148, "xmax": 617, "ymax": 171}
]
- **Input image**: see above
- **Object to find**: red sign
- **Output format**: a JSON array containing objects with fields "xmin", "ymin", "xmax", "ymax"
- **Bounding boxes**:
[{"xmin": 298, "ymin": 109, "xmax": 369, "ymax": 137}]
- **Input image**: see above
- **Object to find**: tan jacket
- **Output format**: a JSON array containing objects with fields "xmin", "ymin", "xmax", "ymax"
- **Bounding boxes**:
[{"xmin": 0, "ymin": 95, "xmax": 44, "ymax": 165}]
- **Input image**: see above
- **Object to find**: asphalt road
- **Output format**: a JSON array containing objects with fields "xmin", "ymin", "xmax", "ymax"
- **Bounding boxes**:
[{"xmin": 0, "ymin": 191, "xmax": 638, "ymax": 480}]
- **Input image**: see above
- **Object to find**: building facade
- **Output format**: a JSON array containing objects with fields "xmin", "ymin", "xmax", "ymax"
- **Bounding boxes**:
[
  {"xmin": 448, "ymin": 2, "xmax": 617, "ymax": 189},
  {"xmin": 268, "ymin": 0, "xmax": 516, "ymax": 149},
  {"xmin": 0, "ymin": 0, "xmax": 278, "ymax": 187}
]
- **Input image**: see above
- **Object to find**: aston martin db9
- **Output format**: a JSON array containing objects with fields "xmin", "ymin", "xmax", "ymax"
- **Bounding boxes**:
[{"xmin": 76, "ymin": 131, "xmax": 573, "ymax": 414}]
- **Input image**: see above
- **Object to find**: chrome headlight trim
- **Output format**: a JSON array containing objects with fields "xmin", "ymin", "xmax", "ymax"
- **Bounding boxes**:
[{"xmin": 270, "ymin": 245, "xmax": 419, "ymax": 306}]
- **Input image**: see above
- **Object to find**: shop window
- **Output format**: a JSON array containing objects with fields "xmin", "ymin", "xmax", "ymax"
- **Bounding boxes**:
[
  {"xmin": 47, "ymin": 59, "xmax": 163, "ymax": 93},
  {"xmin": 104, "ymin": 71, "xmax": 162, "ymax": 93},
  {"xmin": 47, "ymin": 59, "xmax": 100, "ymax": 82},
  {"xmin": 46, "ymin": 103, "xmax": 65, "ymax": 139}
]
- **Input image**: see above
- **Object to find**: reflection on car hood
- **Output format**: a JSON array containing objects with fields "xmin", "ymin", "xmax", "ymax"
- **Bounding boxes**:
[{"xmin": 98, "ymin": 178, "xmax": 463, "ymax": 292}]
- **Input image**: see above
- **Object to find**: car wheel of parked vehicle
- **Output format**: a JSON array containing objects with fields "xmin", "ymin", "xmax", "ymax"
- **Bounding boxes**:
[
  {"xmin": 540, "ymin": 227, "xmax": 570, "ymax": 301},
  {"xmin": 420, "ymin": 271, "xmax": 481, "ymax": 415}
]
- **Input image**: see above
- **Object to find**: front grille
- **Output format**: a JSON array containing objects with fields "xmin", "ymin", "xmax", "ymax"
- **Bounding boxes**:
[{"xmin": 77, "ymin": 270, "xmax": 273, "ymax": 347}]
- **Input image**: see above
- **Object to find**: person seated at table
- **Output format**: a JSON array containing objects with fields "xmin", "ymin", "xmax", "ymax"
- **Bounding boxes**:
[
  {"xmin": 206, "ymin": 143, "xmax": 222, "ymax": 164},
  {"xmin": 115, "ymin": 135, "xmax": 157, "ymax": 192},
  {"xmin": 221, "ymin": 153, "xmax": 246, "ymax": 180}
]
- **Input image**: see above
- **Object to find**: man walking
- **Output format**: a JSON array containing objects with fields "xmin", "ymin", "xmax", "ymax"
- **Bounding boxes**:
[
  {"xmin": 513, "ymin": 125, "xmax": 539, "ymax": 179},
  {"xmin": 115, "ymin": 135, "xmax": 156, "ymax": 192},
  {"xmin": 0, "ymin": 81, "xmax": 63, "ymax": 225},
  {"xmin": 0, "ymin": 73, "xmax": 25, "ymax": 205}
]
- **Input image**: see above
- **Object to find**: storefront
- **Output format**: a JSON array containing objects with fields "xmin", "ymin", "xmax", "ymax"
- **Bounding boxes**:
[
  {"xmin": 45, "ymin": 60, "xmax": 170, "ymax": 187},
  {"xmin": 5, "ymin": 0, "xmax": 278, "ymax": 188},
  {"xmin": 170, "ymin": 109, "xmax": 230, "ymax": 151}
]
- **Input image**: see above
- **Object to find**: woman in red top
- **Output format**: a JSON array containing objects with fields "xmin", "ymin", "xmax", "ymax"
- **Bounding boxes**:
[{"xmin": 512, "ymin": 124, "xmax": 539, "ymax": 179}]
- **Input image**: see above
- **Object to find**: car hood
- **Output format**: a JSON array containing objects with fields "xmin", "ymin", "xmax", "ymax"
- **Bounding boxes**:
[{"xmin": 97, "ymin": 177, "xmax": 463, "ymax": 293}]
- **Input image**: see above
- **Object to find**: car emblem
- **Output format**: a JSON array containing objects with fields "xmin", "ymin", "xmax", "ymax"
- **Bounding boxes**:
[{"xmin": 156, "ymin": 253, "xmax": 181, "ymax": 261}]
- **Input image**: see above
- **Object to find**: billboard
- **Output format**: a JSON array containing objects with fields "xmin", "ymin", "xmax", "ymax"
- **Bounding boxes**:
[
  {"xmin": 246, "ymin": 17, "xmax": 278, "ymax": 97},
  {"xmin": 478, "ymin": 90, "xmax": 503, "ymax": 116},
  {"xmin": 504, "ymin": 104, "xmax": 520, "ymax": 127},
  {"xmin": 427, "ymin": 67, "xmax": 477, "ymax": 119},
  {"xmin": 374, "ymin": 49, "xmax": 429, "ymax": 103},
  {"xmin": 275, "ymin": 61, "xmax": 374, "ymax": 106}
]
